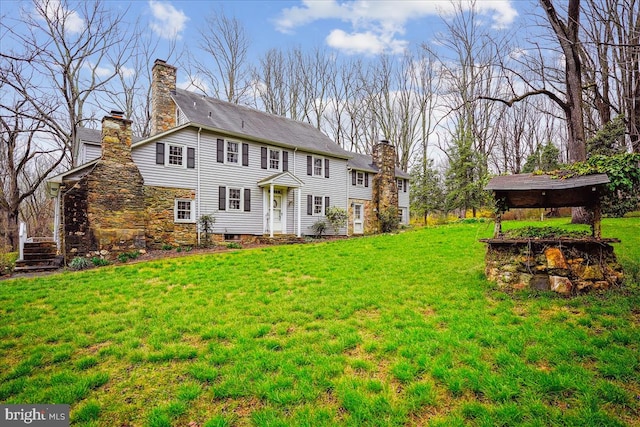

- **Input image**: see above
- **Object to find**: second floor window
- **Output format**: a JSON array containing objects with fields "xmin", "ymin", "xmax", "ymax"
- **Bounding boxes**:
[
  {"xmin": 227, "ymin": 141, "xmax": 239, "ymax": 164},
  {"xmin": 168, "ymin": 144, "xmax": 184, "ymax": 166},
  {"xmin": 269, "ymin": 149, "xmax": 280, "ymax": 170}
]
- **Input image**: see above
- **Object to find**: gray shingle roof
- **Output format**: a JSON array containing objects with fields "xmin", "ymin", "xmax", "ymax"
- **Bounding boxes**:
[
  {"xmin": 486, "ymin": 173, "xmax": 609, "ymax": 191},
  {"xmin": 172, "ymin": 89, "xmax": 351, "ymax": 159}
]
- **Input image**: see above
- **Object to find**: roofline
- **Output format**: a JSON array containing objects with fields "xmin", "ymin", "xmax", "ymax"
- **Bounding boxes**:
[
  {"xmin": 48, "ymin": 159, "xmax": 98, "ymax": 184},
  {"xmin": 133, "ymin": 122, "xmax": 353, "ymax": 160}
]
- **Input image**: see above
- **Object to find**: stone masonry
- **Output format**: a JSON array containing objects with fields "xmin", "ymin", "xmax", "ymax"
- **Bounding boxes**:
[
  {"xmin": 151, "ymin": 59, "xmax": 177, "ymax": 135},
  {"xmin": 145, "ymin": 186, "xmax": 197, "ymax": 248},
  {"xmin": 372, "ymin": 140, "xmax": 399, "ymax": 231},
  {"xmin": 484, "ymin": 240, "xmax": 624, "ymax": 295}
]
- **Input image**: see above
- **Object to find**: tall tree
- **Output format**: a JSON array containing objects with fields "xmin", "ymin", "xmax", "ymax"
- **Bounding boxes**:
[
  {"xmin": 188, "ymin": 8, "xmax": 251, "ymax": 104},
  {"xmin": 0, "ymin": 0, "xmax": 137, "ymax": 166}
]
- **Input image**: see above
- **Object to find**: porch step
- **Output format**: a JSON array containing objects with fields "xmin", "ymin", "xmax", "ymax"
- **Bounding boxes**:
[{"xmin": 14, "ymin": 241, "xmax": 62, "ymax": 273}]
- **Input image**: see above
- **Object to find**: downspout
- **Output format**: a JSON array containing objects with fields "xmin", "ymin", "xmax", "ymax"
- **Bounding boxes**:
[
  {"xmin": 346, "ymin": 167, "xmax": 351, "ymax": 236},
  {"xmin": 197, "ymin": 127, "xmax": 202, "ymax": 246},
  {"xmin": 293, "ymin": 147, "xmax": 298, "ymax": 236}
]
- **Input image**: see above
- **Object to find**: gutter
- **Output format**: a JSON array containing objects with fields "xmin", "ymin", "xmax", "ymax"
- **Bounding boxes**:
[{"xmin": 197, "ymin": 127, "xmax": 202, "ymax": 247}]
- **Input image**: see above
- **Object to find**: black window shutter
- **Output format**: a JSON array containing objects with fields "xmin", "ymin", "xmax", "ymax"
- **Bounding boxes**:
[
  {"xmin": 219, "ymin": 186, "xmax": 226, "ymax": 210},
  {"xmin": 403, "ymin": 179, "xmax": 407, "ymax": 192},
  {"xmin": 307, "ymin": 195, "xmax": 313, "ymax": 215},
  {"xmin": 187, "ymin": 147, "xmax": 195, "ymax": 168},
  {"xmin": 324, "ymin": 196, "xmax": 330, "ymax": 214},
  {"xmin": 365, "ymin": 173, "xmax": 369, "ymax": 187},
  {"xmin": 283, "ymin": 151, "xmax": 289, "ymax": 172},
  {"xmin": 155, "ymin": 143, "xmax": 165, "ymax": 164},
  {"xmin": 217, "ymin": 139, "xmax": 224, "ymax": 163},
  {"xmin": 324, "ymin": 159, "xmax": 330, "ymax": 178},
  {"xmin": 244, "ymin": 188, "xmax": 251, "ymax": 212},
  {"xmin": 352, "ymin": 170, "xmax": 356, "ymax": 186},
  {"xmin": 242, "ymin": 143, "xmax": 249, "ymax": 166},
  {"xmin": 261, "ymin": 147, "xmax": 267, "ymax": 169},
  {"xmin": 307, "ymin": 156, "xmax": 312, "ymax": 175}
]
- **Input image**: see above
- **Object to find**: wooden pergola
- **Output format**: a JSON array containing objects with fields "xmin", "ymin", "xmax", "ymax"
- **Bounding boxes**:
[{"xmin": 486, "ymin": 173, "xmax": 610, "ymax": 239}]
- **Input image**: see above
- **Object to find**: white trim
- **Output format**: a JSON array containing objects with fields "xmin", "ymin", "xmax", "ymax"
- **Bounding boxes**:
[
  {"xmin": 166, "ymin": 143, "xmax": 187, "ymax": 168},
  {"xmin": 225, "ymin": 140, "xmax": 241, "ymax": 165},
  {"xmin": 311, "ymin": 155, "xmax": 324, "ymax": 177},
  {"xmin": 174, "ymin": 199, "xmax": 195, "ymax": 223},
  {"xmin": 267, "ymin": 147, "xmax": 282, "ymax": 172}
]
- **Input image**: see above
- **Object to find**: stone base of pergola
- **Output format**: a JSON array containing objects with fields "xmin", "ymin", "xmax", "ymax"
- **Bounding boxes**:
[{"xmin": 480, "ymin": 238, "xmax": 624, "ymax": 295}]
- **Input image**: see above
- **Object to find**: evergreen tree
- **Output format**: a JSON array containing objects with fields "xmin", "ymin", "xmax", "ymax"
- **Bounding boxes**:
[
  {"xmin": 410, "ymin": 158, "xmax": 444, "ymax": 223},
  {"xmin": 444, "ymin": 124, "xmax": 489, "ymax": 217},
  {"xmin": 522, "ymin": 142, "xmax": 561, "ymax": 173}
]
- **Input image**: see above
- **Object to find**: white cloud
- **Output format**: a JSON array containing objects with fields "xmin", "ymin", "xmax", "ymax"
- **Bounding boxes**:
[
  {"xmin": 177, "ymin": 76, "xmax": 209, "ymax": 94},
  {"xmin": 275, "ymin": 0, "xmax": 518, "ymax": 55},
  {"xmin": 36, "ymin": 0, "xmax": 85, "ymax": 34},
  {"xmin": 148, "ymin": 0, "xmax": 189, "ymax": 40},
  {"xmin": 326, "ymin": 29, "xmax": 407, "ymax": 56}
]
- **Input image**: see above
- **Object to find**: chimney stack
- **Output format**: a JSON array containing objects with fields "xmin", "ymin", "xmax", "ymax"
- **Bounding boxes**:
[
  {"xmin": 101, "ymin": 111, "xmax": 133, "ymax": 163},
  {"xmin": 151, "ymin": 58, "xmax": 177, "ymax": 135},
  {"xmin": 372, "ymin": 139, "xmax": 399, "ymax": 224}
]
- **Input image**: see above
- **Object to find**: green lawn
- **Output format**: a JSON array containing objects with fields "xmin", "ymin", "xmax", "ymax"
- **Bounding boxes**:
[{"xmin": 1, "ymin": 218, "xmax": 639, "ymax": 426}]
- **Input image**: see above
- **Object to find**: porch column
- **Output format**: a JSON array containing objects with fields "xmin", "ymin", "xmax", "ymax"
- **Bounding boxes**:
[
  {"xmin": 297, "ymin": 188, "xmax": 302, "ymax": 237},
  {"xmin": 269, "ymin": 184, "xmax": 274, "ymax": 238}
]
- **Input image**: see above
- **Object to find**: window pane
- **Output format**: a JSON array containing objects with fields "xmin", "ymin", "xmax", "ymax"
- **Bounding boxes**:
[
  {"xmin": 269, "ymin": 149, "xmax": 280, "ymax": 169},
  {"xmin": 229, "ymin": 188, "xmax": 241, "ymax": 210},
  {"xmin": 227, "ymin": 141, "xmax": 239, "ymax": 163},
  {"xmin": 314, "ymin": 158, "xmax": 322, "ymax": 176},
  {"xmin": 169, "ymin": 145, "xmax": 183, "ymax": 165},
  {"xmin": 313, "ymin": 196, "xmax": 323, "ymax": 214},
  {"xmin": 357, "ymin": 172, "xmax": 364, "ymax": 186},
  {"xmin": 177, "ymin": 200, "xmax": 191, "ymax": 220}
]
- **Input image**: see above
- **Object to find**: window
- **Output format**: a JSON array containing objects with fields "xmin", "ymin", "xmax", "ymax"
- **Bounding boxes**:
[
  {"xmin": 168, "ymin": 144, "xmax": 184, "ymax": 166},
  {"xmin": 174, "ymin": 199, "xmax": 194, "ymax": 223},
  {"xmin": 156, "ymin": 143, "xmax": 194, "ymax": 168},
  {"xmin": 356, "ymin": 172, "xmax": 365, "ymax": 187},
  {"xmin": 313, "ymin": 196, "xmax": 323, "ymax": 215},
  {"xmin": 269, "ymin": 149, "xmax": 280, "ymax": 170},
  {"xmin": 227, "ymin": 141, "xmax": 239, "ymax": 164},
  {"xmin": 313, "ymin": 158, "xmax": 323, "ymax": 176},
  {"xmin": 228, "ymin": 188, "xmax": 241, "ymax": 210},
  {"xmin": 397, "ymin": 178, "xmax": 404, "ymax": 192}
]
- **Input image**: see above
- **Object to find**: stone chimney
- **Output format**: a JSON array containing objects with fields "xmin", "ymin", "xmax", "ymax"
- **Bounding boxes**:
[
  {"xmin": 372, "ymin": 140, "xmax": 399, "ymax": 226},
  {"xmin": 101, "ymin": 110, "xmax": 133, "ymax": 162},
  {"xmin": 151, "ymin": 58, "xmax": 177, "ymax": 135}
]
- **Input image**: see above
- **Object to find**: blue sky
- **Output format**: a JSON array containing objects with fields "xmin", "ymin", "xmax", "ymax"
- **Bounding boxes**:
[{"xmin": 0, "ymin": 0, "xmax": 535, "ymax": 61}]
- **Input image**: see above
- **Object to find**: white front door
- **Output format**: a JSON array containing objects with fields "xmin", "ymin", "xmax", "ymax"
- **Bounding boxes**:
[
  {"xmin": 265, "ymin": 188, "xmax": 285, "ymax": 234},
  {"xmin": 271, "ymin": 193, "xmax": 283, "ymax": 233},
  {"xmin": 353, "ymin": 203, "xmax": 364, "ymax": 234}
]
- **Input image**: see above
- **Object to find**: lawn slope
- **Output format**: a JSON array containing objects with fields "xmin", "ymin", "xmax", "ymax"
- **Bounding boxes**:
[{"xmin": 1, "ymin": 219, "xmax": 638, "ymax": 426}]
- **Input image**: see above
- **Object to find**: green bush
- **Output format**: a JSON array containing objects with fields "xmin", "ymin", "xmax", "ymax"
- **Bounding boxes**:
[
  {"xmin": 69, "ymin": 256, "xmax": 92, "ymax": 270},
  {"xmin": 91, "ymin": 257, "xmax": 111, "ymax": 267},
  {"xmin": 161, "ymin": 244, "xmax": 173, "ymax": 251},
  {"xmin": 0, "ymin": 250, "xmax": 18, "ymax": 275},
  {"xmin": 311, "ymin": 219, "xmax": 328, "ymax": 237},
  {"xmin": 325, "ymin": 206, "xmax": 348, "ymax": 234},
  {"xmin": 226, "ymin": 242, "xmax": 242, "ymax": 249},
  {"xmin": 117, "ymin": 251, "xmax": 140, "ymax": 263},
  {"xmin": 378, "ymin": 207, "xmax": 400, "ymax": 233}
]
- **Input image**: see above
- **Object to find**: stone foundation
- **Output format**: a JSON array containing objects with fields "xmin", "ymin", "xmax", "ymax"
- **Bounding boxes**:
[
  {"xmin": 481, "ymin": 239, "xmax": 624, "ymax": 295},
  {"xmin": 348, "ymin": 199, "xmax": 376, "ymax": 235}
]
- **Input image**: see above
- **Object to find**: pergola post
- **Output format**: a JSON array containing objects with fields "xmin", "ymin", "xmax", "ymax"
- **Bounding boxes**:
[{"xmin": 592, "ymin": 201, "xmax": 602, "ymax": 239}]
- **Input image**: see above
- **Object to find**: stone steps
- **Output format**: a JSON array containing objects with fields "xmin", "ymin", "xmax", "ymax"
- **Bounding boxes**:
[{"xmin": 14, "ymin": 241, "xmax": 63, "ymax": 273}]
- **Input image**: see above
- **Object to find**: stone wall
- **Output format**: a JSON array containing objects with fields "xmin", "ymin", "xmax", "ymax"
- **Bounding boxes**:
[
  {"xmin": 151, "ymin": 59, "xmax": 177, "ymax": 135},
  {"xmin": 61, "ymin": 179, "xmax": 93, "ymax": 258},
  {"xmin": 484, "ymin": 240, "xmax": 624, "ymax": 295},
  {"xmin": 145, "ymin": 186, "xmax": 197, "ymax": 248}
]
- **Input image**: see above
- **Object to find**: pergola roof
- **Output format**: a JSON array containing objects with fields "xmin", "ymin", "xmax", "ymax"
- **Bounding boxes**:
[{"xmin": 486, "ymin": 173, "xmax": 610, "ymax": 209}]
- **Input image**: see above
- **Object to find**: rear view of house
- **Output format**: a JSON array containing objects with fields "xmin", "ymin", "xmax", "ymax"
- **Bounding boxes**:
[{"xmin": 48, "ymin": 60, "xmax": 410, "ymax": 261}]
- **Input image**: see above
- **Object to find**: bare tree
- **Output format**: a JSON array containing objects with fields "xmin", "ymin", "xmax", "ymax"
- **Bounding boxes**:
[
  {"xmin": 0, "ymin": 0, "xmax": 137, "ymax": 166},
  {"xmin": 0, "ymin": 94, "xmax": 66, "ymax": 250},
  {"xmin": 187, "ymin": 8, "xmax": 251, "ymax": 104}
]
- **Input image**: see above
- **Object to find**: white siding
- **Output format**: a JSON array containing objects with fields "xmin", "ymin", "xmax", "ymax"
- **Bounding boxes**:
[
  {"xmin": 132, "ymin": 128, "xmax": 350, "ymax": 236},
  {"xmin": 348, "ymin": 170, "xmax": 373, "ymax": 201},
  {"xmin": 398, "ymin": 179, "xmax": 410, "ymax": 225}
]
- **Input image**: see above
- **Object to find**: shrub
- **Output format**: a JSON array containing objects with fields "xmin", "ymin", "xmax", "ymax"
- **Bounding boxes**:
[
  {"xmin": 199, "ymin": 214, "xmax": 216, "ymax": 248},
  {"xmin": 378, "ymin": 207, "xmax": 400, "ymax": 233},
  {"xmin": 0, "ymin": 249, "xmax": 18, "ymax": 275},
  {"xmin": 117, "ymin": 251, "xmax": 140, "ymax": 263},
  {"xmin": 161, "ymin": 244, "xmax": 173, "ymax": 251},
  {"xmin": 311, "ymin": 219, "xmax": 328, "ymax": 237},
  {"xmin": 325, "ymin": 206, "xmax": 348, "ymax": 234},
  {"xmin": 69, "ymin": 257, "xmax": 92, "ymax": 270},
  {"xmin": 91, "ymin": 257, "xmax": 111, "ymax": 267},
  {"xmin": 226, "ymin": 242, "xmax": 242, "ymax": 249}
]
